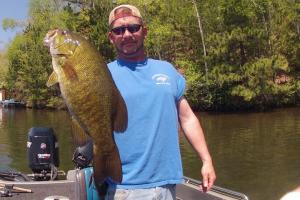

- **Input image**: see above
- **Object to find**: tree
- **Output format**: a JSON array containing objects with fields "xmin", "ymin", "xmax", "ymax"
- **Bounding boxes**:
[
  {"xmin": 0, "ymin": 51, "xmax": 8, "ymax": 89},
  {"xmin": 2, "ymin": 0, "xmax": 299, "ymax": 110}
]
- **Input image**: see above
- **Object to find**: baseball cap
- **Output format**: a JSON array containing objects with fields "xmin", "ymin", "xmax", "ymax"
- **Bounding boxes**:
[{"xmin": 109, "ymin": 4, "xmax": 143, "ymax": 26}]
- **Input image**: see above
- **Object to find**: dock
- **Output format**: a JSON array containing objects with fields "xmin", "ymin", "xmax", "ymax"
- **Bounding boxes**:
[{"xmin": 0, "ymin": 99, "xmax": 25, "ymax": 108}]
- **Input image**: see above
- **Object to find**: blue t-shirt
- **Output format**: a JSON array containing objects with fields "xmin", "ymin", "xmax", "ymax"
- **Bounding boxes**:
[{"xmin": 108, "ymin": 58, "xmax": 186, "ymax": 189}]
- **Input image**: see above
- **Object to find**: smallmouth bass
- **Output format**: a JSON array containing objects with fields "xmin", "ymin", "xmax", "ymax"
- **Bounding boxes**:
[{"xmin": 44, "ymin": 29, "xmax": 127, "ymax": 196}]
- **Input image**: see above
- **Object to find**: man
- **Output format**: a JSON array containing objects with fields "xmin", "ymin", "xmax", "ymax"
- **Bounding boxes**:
[{"xmin": 106, "ymin": 4, "xmax": 216, "ymax": 199}]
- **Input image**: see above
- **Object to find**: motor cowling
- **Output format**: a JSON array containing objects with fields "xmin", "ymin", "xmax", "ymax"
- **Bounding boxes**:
[
  {"xmin": 72, "ymin": 139, "xmax": 93, "ymax": 169},
  {"xmin": 27, "ymin": 127, "xmax": 59, "ymax": 174}
]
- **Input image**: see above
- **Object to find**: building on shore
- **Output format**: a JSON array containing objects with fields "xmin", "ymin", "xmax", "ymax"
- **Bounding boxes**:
[{"xmin": 0, "ymin": 90, "xmax": 6, "ymax": 101}]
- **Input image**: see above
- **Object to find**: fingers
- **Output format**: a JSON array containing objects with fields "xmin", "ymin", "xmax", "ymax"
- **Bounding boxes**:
[
  {"xmin": 200, "ymin": 183, "xmax": 207, "ymax": 192},
  {"xmin": 200, "ymin": 162, "xmax": 216, "ymax": 192},
  {"xmin": 201, "ymin": 173, "xmax": 216, "ymax": 191},
  {"xmin": 207, "ymin": 173, "xmax": 216, "ymax": 190},
  {"xmin": 203, "ymin": 174, "xmax": 208, "ymax": 188}
]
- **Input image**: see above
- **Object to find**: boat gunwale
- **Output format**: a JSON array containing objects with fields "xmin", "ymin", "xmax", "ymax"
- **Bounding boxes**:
[{"xmin": 183, "ymin": 176, "xmax": 249, "ymax": 200}]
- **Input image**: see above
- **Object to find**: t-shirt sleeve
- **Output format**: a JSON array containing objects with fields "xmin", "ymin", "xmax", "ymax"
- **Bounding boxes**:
[{"xmin": 175, "ymin": 73, "xmax": 186, "ymax": 102}]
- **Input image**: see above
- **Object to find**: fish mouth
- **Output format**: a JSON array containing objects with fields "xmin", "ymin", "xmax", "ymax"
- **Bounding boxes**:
[
  {"xmin": 44, "ymin": 29, "xmax": 80, "ymax": 56},
  {"xmin": 44, "ymin": 29, "xmax": 59, "ymax": 47}
]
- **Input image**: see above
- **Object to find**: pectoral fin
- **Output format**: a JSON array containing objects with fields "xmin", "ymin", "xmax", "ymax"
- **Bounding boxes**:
[
  {"xmin": 46, "ymin": 72, "xmax": 58, "ymax": 87},
  {"xmin": 62, "ymin": 61, "xmax": 78, "ymax": 81}
]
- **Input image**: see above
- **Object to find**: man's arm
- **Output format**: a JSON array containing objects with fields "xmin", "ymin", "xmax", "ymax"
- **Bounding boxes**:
[{"xmin": 178, "ymin": 97, "xmax": 216, "ymax": 191}]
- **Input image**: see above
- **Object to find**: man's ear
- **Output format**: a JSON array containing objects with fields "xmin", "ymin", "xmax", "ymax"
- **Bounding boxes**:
[
  {"xmin": 108, "ymin": 32, "xmax": 114, "ymax": 44},
  {"xmin": 142, "ymin": 27, "xmax": 148, "ymax": 39}
]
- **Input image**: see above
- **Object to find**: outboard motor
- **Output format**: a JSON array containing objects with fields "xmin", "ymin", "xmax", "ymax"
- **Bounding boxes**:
[
  {"xmin": 72, "ymin": 139, "xmax": 93, "ymax": 169},
  {"xmin": 27, "ymin": 127, "xmax": 59, "ymax": 180}
]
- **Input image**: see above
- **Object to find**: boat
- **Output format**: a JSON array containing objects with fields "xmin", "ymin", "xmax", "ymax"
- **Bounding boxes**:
[
  {"xmin": 0, "ymin": 127, "xmax": 249, "ymax": 200},
  {"xmin": 0, "ymin": 171, "xmax": 249, "ymax": 200},
  {"xmin": 0, "ymin": 99, "xmax": 25, "ymax": 108}
]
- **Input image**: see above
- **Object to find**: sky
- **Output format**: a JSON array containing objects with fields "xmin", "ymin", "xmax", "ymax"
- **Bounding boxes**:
[{"xmin": 0, "ymin": 0, "xmax": 29, "ymax": 50}]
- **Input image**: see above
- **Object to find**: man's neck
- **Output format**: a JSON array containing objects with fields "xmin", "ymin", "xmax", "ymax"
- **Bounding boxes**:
[
  {"xmin": 118, "ymin": 57, "xmax": 146, "ymax": 62},
  {"xmin": 118, "ymin": 51, "xmax": 146, "ymax": 62}
]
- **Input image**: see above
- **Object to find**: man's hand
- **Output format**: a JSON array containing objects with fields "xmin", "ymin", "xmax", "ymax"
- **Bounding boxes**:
[{"xmin": 200, "ymin": 160, "xmax": 216, "ymax": 192}]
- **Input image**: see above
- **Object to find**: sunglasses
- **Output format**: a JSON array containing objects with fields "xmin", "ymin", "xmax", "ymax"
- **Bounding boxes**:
[{"xmin": 111, "ymin": 24, "xmax": 142, "ymax": 35}]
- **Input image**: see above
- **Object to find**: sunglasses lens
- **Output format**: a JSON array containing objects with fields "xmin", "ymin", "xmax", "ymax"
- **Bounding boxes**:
[
  {"xmin": 112, "ymin": 25, "xmax": 142, "ymax": 35},
  {"xmin": 112, "ymin": 27, "xmax": 125, "ymax": 35},
  {"xmin": 127, "ymin": 25, "xmax": 141, "ymax": 33}
]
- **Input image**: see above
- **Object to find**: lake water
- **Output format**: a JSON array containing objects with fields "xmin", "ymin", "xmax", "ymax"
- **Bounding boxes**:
[{"xmin": 0, "ymin": 107, "xmax": 300, "ymax": 200}]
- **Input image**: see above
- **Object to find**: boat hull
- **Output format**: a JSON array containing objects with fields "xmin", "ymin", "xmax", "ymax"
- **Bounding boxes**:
[{"xmin": 0, "ymin": 168, "xmax": 249, "ymax": 200}]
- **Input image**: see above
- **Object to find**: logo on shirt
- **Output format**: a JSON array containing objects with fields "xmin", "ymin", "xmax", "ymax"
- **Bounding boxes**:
[{"xmin": 152, "ymin": 74, "xmax": 170, "ymax": 85}]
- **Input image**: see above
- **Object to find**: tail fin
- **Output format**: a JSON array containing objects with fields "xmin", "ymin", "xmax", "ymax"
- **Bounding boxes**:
[
  {"xmin": 95, "ymin": 181, "xmax": 108, "ymax": 199},
  {"xmin": 105, "ymin": 146, "xmax": 122, "ymax": 183},
  {"xmin": 93, "ymin": 146, "xmax": 122, "ymax": 197}
]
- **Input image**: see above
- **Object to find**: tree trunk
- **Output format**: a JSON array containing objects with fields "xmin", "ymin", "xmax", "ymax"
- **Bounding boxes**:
[
  {"xmin": 250, "ymin": 0, "xmax": 272, "ymax": 55},
  {"xmin": 192, "ymin": 0, "xmax": 208, "ymax": 79}
]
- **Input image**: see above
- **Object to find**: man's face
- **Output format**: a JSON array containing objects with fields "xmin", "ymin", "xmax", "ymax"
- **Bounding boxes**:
[{"xmin": 108, "ymin": 16, "xmax": 147, "ymax": 60}]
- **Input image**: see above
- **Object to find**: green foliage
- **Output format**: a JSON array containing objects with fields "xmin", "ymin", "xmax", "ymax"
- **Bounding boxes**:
[
  {"xmin": 231, "ymin": 56, "xmax": 293, "ymax": 108},
  {"xmin": 4, "ymin": 0, "xmax": 72, "ymax": 107},
  {"xmin": 0, "ymin": 52, "xmax": 8, "ymax": 88},
  {"xmin": 46, "ymin": 96, "xmax": 66, "ymax": 109},
  {"xmin": 71, "ymin": 1, "xmax": 116, "ymax": 60},
  {"xmin": 1, "ymin": 0, "xmax": 299, "ymax": 111},
  {"xmin": 2, "ymin": 19, "xmax": 18, "ymax": 30}
]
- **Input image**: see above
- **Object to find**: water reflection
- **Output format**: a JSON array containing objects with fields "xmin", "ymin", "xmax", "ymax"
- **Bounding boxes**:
[
  {"xmin": 0, "ymin": 107, "xmax": 299, "ymax": 200},
  {"xmin": 183, "ymin": 108, "xmax": 300, "ymax": 200},
  {"xmin": 0, "ymin": 155, "xmax": 12, "ymax": 167},
  {"xmin": 0, "ymin": 108, "xmax": 74, "ymax": 173}
]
